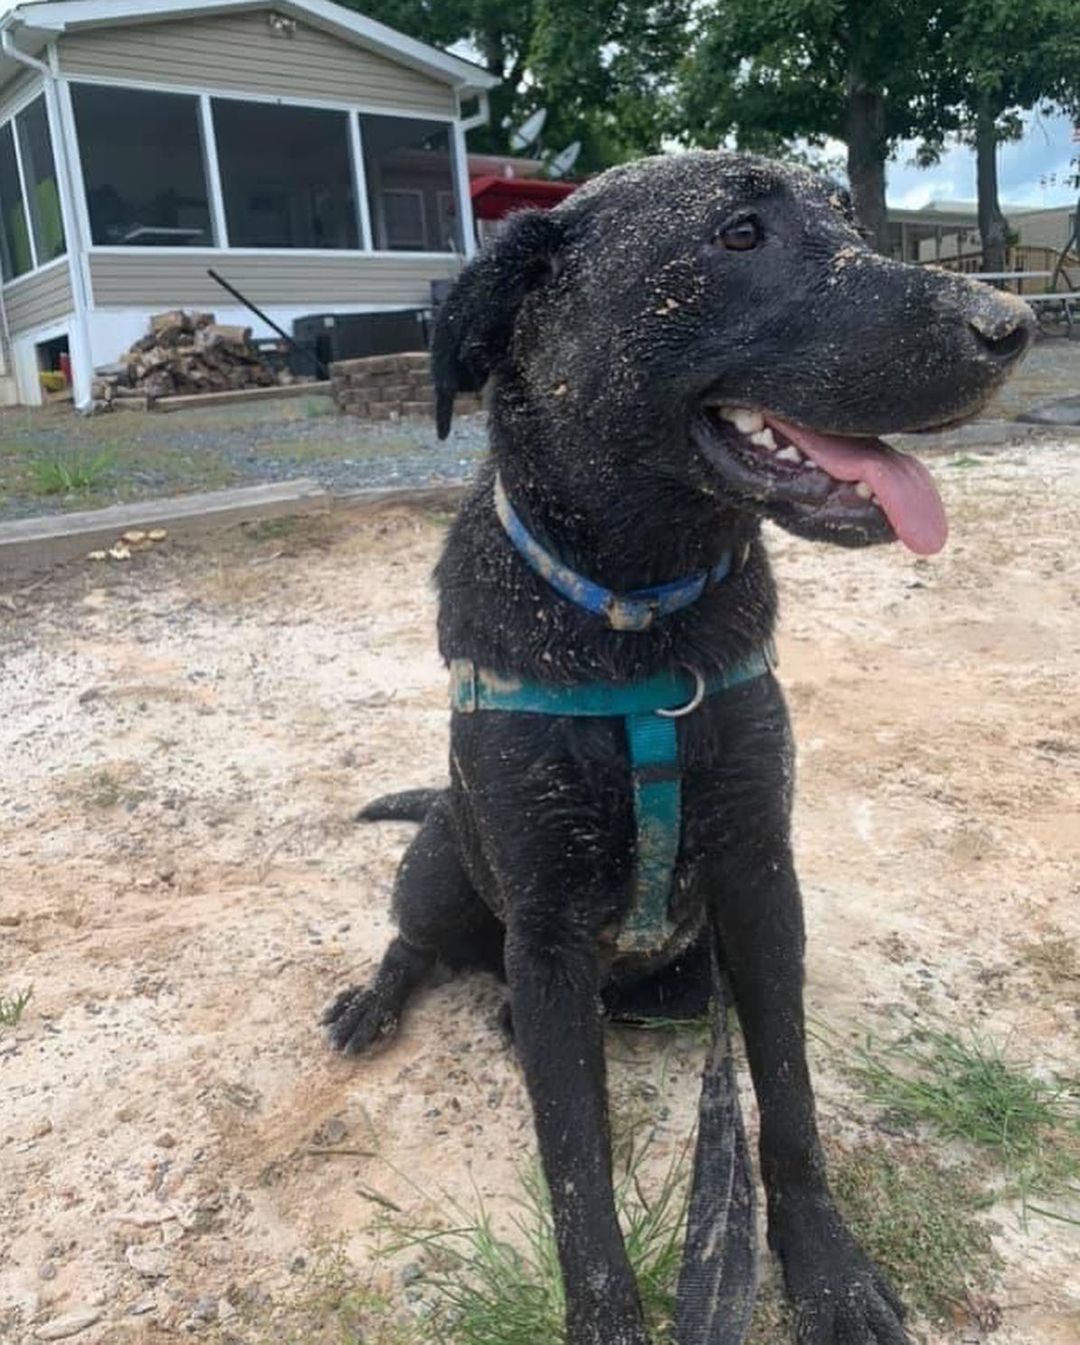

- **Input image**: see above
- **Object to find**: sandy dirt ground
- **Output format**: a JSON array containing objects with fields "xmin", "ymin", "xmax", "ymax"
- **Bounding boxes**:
[{"xmin": 2, "ymin": 440, "xmax": 1079, "ymax": 1345}]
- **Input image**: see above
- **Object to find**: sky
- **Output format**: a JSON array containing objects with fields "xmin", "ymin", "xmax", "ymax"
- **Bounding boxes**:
[{"xmin": 879, "ymin": 111, "xmax": 1078, "ymax": 210}]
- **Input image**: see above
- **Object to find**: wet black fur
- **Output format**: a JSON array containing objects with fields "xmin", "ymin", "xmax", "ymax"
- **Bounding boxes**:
[{"xmin": 324, "ymin": 153, "xmax": 1032, "ymax": 1345}]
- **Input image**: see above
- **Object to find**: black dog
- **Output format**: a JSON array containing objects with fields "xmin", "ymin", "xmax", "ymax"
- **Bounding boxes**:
[{"xmin": 324, "ymin": 153, "xmax": 1032, "ymax": 1344}]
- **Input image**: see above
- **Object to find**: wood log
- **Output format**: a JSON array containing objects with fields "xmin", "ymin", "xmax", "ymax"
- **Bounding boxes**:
[
  {"xmin": 150, "ymin": 309, "xmax": 189, "ymax": 334},
  {"xmin": 197, "ymin": 323, "xmax": 253, "ymax": 349}
]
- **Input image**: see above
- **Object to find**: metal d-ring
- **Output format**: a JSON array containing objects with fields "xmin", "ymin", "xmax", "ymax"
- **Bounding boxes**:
[{"xmin": 656, "ymin": 666, "xmax": 706, "ymax": 718}]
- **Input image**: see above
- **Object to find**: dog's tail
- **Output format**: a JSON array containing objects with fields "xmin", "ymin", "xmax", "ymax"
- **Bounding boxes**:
[{"xmin": 356, "ymin": 787, "xmax": 444, "ymax": 824}]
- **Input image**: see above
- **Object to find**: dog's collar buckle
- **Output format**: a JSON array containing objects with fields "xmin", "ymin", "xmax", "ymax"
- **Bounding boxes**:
[{"xmin": 604, "ymin": 595, "xmax": 658, "ymax": 631}]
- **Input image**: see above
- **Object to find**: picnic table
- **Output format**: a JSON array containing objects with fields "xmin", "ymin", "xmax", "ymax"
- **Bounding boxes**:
[
  {"xmin": 966, "ymin": 272, "xmax": 1077, "ymax": 333},
  {"xmin": 970, "ymin": 270, "xmax": 1054, "ymax": 283},
  {"xmin": 1022, "ymin": 290, "xmax": 1078, "ymax": 334}
]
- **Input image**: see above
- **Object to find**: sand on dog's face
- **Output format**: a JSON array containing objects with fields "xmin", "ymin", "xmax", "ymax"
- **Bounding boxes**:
[{"xmin": 1, "ymin": 445, "xmax": 1079, "ymax": 1344}]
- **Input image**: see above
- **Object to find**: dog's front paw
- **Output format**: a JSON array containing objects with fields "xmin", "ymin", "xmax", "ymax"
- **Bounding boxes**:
[
  {"xmin": 321, "ymin": 984, "xmax": 401, "ymax": 1055},
  {"xmin": 776, "ymin": 1210, "xmax": 908, "ymax": 1345}
]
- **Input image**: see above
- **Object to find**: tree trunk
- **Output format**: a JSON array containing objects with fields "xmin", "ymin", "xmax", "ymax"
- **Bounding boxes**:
[
  {"xmin": 844, "ymin": 83, "xmax": 890, "ymax": 255},
  {"xmin": 975, "ymin": 98, "xmax": 1008, "ymax": 274}
]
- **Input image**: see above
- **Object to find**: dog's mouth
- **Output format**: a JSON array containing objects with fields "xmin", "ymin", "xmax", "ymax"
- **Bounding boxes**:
[{"xmin": 692, "ymin": 405, "xmax": 949, "ymax": 555}]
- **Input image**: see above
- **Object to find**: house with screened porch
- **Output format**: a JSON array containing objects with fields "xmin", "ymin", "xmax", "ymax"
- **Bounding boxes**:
[{"xmin": 0, "ymin": 0, "xmax": 496, "ymax": 406}]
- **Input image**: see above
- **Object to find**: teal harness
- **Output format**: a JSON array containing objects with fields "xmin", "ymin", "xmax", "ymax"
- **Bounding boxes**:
[{"xmin": 450, "ymin": 475, "xmax": 775, "ymax": 955}]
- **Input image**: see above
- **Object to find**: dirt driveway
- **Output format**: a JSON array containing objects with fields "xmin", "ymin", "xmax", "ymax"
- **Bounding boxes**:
[{"xmin": 2, "ymin": 441, "xmax": 1079, "ymax": 1344}]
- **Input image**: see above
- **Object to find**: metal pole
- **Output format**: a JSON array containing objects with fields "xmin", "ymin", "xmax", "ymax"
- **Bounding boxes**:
[{"xmin": 206, "ymin": 268, "xmax": 326, "ymax": 378}]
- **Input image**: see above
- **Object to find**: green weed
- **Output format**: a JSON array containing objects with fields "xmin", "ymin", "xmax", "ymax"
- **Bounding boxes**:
[
  {"xmin": 28, "ymin": 448, "xmax": 115, "ymax": 495},
  {"xmin": 0, "ymin": 986, "xmax": 32, "ymax": 1028},
  {"xmin": 384, "ymin": 1130, "xmax": 691, "ymax": 1345},
  {"xmin": 850, "ymin": 1022, "xmax": 1080, "ymax": 1214}
]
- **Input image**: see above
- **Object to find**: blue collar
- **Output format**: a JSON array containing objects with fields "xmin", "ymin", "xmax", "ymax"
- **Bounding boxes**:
[{"xmin": 493, "ymin": 473, "xmax": 734, "ymax": 632}]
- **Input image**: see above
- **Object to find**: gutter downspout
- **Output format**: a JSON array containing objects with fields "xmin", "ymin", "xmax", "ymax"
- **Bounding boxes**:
[{"xmin": 1, "ymin": 18, "xmax": 95, "ymax": 411}]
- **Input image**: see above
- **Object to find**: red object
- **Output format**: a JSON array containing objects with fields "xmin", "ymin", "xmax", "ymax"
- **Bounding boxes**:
[
  {"xmin": 469, "ymin": 174, "xmax": 579, "ymax": 220},
  {"xmin": 58, "ymin": 352, "xmax": 72, "ymax": 384}
]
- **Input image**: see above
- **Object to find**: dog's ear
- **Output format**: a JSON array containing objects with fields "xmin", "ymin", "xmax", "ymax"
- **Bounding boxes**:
[{"xmin": 432, "ymin": 210, "xmax": 565, "ymax": 439}]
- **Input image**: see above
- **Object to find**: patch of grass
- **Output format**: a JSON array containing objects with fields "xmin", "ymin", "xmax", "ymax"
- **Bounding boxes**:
[
  {"xmin": 0, "ymin": 986, "xmax": 32, "ymax": 1028},
  {"xmin": 832, "ymin": 1141, "xmax": 999, "ymax": 1321},
  {"xmin": 28, "ymin": 448, "xmax": 115, "ymax": 495},
  {"xmin": 384, "ymin": 1132, "xmax": 691, "ymax": 1345},
  {"xmin": 850, "ymin": 1023, "xmax": 1080, "ymax": 1212}
]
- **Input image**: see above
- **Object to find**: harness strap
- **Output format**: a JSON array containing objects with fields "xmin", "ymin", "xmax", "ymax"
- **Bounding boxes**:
[
  {"xmin": 624, "ymin": 712, "xmax": 682, "ymax": 953},
  {"xmin": 449, "ymin": 647, "xmax": 775, "ymax": 955}
]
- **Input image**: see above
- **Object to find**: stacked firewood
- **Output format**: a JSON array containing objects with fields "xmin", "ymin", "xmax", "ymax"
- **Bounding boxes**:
[{"xmin": 91, "ymin": 310, "xmax": 293, "ymax": 406}]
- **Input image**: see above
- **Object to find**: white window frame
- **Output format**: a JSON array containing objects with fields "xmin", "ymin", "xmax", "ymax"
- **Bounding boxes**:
[
  {"xmin": 0, "ymin": 84, "xmax": 73, "ymax": 286},
  {"xmin": 62, "ymin": 72, "xmax": 474, "ymax": 262}
]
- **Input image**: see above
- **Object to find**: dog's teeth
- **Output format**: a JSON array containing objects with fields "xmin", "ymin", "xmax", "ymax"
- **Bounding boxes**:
[
  {"xmin": 854, "ymin": 481, "xmax": 873, "ymax": 499},
  {"xmin": 719, "ymin": 408, "xmax": 765, "ymax": 435},
  {"xmin": 749, "ymin": 428, "xmax": 777, "ymax": 450},
  {"xmin": 775, "ymin": 445, "xmax": 803, "ymax": 465}
]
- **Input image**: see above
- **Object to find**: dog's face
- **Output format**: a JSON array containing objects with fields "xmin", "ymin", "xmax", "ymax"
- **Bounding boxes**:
[{"xmin": 434, "ymin": 152, "xmax": 1033, "ymax": 556}]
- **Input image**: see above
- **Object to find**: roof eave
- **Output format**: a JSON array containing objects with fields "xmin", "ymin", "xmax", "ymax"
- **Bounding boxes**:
[{"xmin": 2, "ymin": 0, "xmax": 499, "ymax": 95}]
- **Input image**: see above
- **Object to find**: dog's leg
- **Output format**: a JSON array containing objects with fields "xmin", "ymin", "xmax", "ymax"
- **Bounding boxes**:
[
  {"xmin": 504, "ymin": 915, "xmax": 650, "ymax": 1345},
  {"xmin": 323, "ymin": 796, "xmax": 502, "ymax": 1055},
  {"xmin": 709, "ymin": 846, "xmax": 908, "ymax": 1345}
]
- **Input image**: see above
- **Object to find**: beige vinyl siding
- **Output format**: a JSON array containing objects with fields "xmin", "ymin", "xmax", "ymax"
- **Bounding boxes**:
[
  {"xmin": 88, "ymin": 252, "xmax": 461, "ymax": 308},
  {"xmin": 0, "ymin": 69, "xmax": 41, "ymax": 126},
  {"xmin": 1014, "ymin": 209, "xmax": 1073, "ymax": 252},
  {"xmin": 3, "ymin": 260, "xmax": 75, "ymax": 333},
  {"xmin": 58, "ymin": 13, "xmax": 456, "ymax": 115}
]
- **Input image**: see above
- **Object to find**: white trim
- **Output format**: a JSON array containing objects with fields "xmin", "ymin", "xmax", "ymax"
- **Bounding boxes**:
[
  {"xmin": 0, "ymin": 69, "xmax": 46, "ymax": 124},
  {"xmin": 86, "ymin": 245, "xmax": 461, "ymax": 260},
  {"xmin": 11, "ymin": 314, "xmax": 74, "ymax": 404},
  {"xmin": 55, "ymin": 79, "xmax": 93, "ymax": 270},
  {"xmin": 4, "ymin": 0, "xmax": 499, "ymax": 93},
  {"xmin": 199, "ymin": 92, "xmax": 228, "ymax": 248},
  {"xmin": 43, "ymin": 71, "xmax": 92, "ymax": 406},
  {"xmin": 451, "ymin": 116, "xmax": 475, "ymax": 258},
  {"xmin": 8, "ymin": 102, "xmax": 39, "ymax": 271},
  {"xmin": 349, "ymin": 110, "xmax": 372, "ymax": 252},
  {"xmin": 63, "ymin": 71, "xmax": 457, "ymax": 122},
  {"xmin": 0, "ymin": 251, "xmax": 68, "ymax": 291}
]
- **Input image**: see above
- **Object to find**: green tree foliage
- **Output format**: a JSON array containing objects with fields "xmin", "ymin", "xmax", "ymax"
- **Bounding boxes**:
[
  {"xmin": 345, "ymin": 0, "xmax": 692, "ymax": 171},
  {"xmin": 919, "ymin": 1, "xmax": 1080, "ymax": 271},
  {"xmin": 677, "ymin": 1, "xmax": 939, "ymax": 251}
]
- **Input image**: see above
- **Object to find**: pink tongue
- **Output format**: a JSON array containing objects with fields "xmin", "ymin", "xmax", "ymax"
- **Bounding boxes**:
[{"xmin": 765, "ymin": 415, "xmax": 948, "ymax": 556}]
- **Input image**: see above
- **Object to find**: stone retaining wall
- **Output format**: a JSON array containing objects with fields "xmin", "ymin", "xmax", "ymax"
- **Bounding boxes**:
[{"xmin": 328, "ymin": 351, "xmax": 483, "ymax": 421}]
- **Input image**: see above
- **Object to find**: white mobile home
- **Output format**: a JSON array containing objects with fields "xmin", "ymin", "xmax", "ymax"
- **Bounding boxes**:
[{"xmin": 0, "ymin": 0, "xmax": 496, "ymax": 406}]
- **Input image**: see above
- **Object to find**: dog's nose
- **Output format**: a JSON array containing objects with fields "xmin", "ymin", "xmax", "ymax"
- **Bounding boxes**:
[{"xmin": 965, "ymin": 295, "xmax": 1035, "ymax": 364}]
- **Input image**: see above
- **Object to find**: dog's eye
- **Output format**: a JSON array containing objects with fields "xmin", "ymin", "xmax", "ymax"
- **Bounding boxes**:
[{"xmin": 716, "ymin": 217, "xmax": 762, "ymax": 252}]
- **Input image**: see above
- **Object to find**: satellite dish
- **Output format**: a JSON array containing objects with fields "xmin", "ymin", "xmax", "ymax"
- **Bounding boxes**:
[
  {"xmin": 510, "ymin": 107, "xmax": 548, "ymax": 152},
  {"xmin": 548, "ymin": 140, "xmax": 582, "ymax": 180}
]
